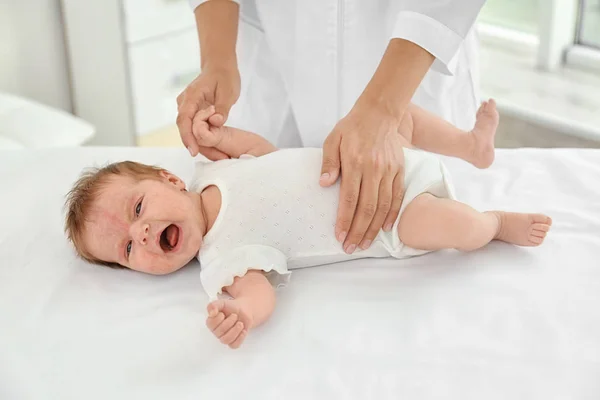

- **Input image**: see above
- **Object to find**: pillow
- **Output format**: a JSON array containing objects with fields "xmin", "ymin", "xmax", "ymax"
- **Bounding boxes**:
[
  {"xmin": 0, "ymin": 92, "xmax": 95, "ymax": 148},
  {"xmin": 0, "ymin": 135, "xmax": 24, "ymax": 149}
]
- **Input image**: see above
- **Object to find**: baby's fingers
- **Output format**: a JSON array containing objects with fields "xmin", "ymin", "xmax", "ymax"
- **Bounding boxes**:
[
  {"xmin": 193, "ymin": 110, "xmax": 222, "ymax": 147},
  {"xmin": 229, "ymin": 329, "xmax": 248, "ymax": 349},
  {"xmin": 212, "ymin": 313, "xmax": 238, "ymax": 338},
  {"xmin": 220, "ymin": 321, "xmax": 244, "ymax": 346},
  {"xmin": 206, "ymin": 312, "xmax": 225, "ymax": 331},
  {"xmin": 196, "ymin": 105, "xmax": 215, "ymax": 121}
]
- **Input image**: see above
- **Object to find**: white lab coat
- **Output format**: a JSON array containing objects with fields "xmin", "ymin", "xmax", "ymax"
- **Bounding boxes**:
[{"xmin": 189, "ymin": 0, "xmax": 485, "ymax": 148}]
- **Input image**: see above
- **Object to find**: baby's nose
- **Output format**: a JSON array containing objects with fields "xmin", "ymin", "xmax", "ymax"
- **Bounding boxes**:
[{"xmin": 134, "ymin": 223, "xmax": 150, "ymax": 245}]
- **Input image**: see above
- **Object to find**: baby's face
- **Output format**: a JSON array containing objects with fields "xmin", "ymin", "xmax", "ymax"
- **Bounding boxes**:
[{"xmin": 82, "ymin": 172, "xmax": 204, "ymax": 274}]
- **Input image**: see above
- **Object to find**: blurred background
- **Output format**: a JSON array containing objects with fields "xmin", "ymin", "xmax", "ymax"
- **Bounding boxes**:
[{"xmin": 0, "ymin": 0, "xmax": 599, "ymax": 150}]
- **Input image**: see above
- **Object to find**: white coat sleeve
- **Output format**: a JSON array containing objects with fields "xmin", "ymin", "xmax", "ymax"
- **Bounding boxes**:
[
  {"xmin": 189, "ymin": 0, "xmax": 240, "ymax": 12},
  {"xmin": 391, "ymin": 0, "xmax": 486, "ymax": 75}
]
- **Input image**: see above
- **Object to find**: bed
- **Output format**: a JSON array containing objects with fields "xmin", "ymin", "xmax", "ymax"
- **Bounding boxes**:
[{"xmin": 1, "ymin": 147, "xmax": 599, "ymax": 399}]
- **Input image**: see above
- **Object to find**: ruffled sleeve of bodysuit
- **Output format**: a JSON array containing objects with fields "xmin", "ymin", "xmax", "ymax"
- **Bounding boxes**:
[{"xmin": 200, "ymin": 245, "xmax": 290, "ymax": 300}]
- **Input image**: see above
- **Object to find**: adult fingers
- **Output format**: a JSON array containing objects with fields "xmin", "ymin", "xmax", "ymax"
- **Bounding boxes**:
[
  {"xmin": 383, "ymin": 171, "xmax": 405, "ymax": 232},
  {"xmin": 335, "ymin": 162, "xmax": 361, "ymax": 245},
  {"xmin": 176, "ymin": 98, "xmax": 200, "ymax": 156},
  {"xmin": 210, "ymin": 82, "xmax": 238, "ymax": 127},
  {"xmin": 359, "ymin": 174, "xmax": 393, "ymax": 249},
  {"xmin": 320, "ymin": 130, "xmax": 342, "ymax": 187},
  {"xmin": 192, "ymin": 112, "xmax": 221, "ymax": 147},
  {"xmin": 343, "ymin": 170, "xmax": 380, "ymax": 253}
]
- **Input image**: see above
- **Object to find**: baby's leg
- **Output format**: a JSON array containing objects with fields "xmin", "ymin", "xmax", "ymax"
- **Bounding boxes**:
[
  {"xmin": 397, "ymin": 193, "xmax": 552, "ymax": 252},
  {"xmin": 398, "ymin": 100, "xmax": 499, "ymax": 169}
]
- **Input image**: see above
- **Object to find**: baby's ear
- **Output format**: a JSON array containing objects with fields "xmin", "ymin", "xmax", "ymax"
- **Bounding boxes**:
[{"xmin": 159, "ymin": 170, "xmax": 186, "ymax": 190}]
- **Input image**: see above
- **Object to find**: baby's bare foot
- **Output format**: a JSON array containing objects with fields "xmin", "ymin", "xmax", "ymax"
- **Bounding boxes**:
[
  {"xmin": 490, "ymin": 212, "xmax": 552, "ymax": 246},
  {"xmin": 469, "ymin": 99, "xmax": 499, "ymax": 169}
]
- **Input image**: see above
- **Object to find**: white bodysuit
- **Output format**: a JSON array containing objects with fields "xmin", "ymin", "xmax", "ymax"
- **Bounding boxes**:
[{"xmin": 191, "ymin": 148, "xmax": 455, "ymax": 299}]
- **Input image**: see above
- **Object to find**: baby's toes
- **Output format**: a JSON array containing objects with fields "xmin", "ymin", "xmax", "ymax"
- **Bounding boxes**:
[
  {"xmin": 528, "ymin": 225, "xmax": 547, "ymax": 245},
  {"xmin": 477, "ymin": 101, "xmax": 487, "ymax": 117},
  {"xmin": 532, "ymin": 222, "xmax": 550, "ymax": 232},
  {"xmin": 531, "ymin": 214, "xmax": 552, "ymax": 226},
  {"xmin": 220, "ymin": 321, "xmax": 245, "ymax": 346},
  {"xmin": 528, "ymin": 234, "xmax": 545, "ymax": 246},
  {"xmin": 529, "ymin": 216, "xmax": 552, "ymax": 246},
  {"xmin": 531, "ymin": 222, "xmax": 551, "ymax": 239}
]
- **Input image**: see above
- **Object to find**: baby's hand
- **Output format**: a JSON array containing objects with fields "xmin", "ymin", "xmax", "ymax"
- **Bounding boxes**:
[
  {"xmin": 192, "ymin": 105, "xmax": 227, "ymax": 148},
  {"xmin": 206, "ymin": 298, "xmax": 254, "ymax": 349}
]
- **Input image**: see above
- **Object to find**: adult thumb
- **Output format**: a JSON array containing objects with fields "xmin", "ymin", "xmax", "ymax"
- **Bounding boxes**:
[
  {"xmin": 210, "ymin": 96, "xmax": 234, "ymax": 127},
  {"xmin": 320, "ymin": 131, "xmax": 342, "ymax": 187}
]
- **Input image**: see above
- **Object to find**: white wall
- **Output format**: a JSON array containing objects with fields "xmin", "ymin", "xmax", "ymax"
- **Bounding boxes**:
[{"xmin": 0, "ymin": 0, "xmax": 71, "ymax": 111}]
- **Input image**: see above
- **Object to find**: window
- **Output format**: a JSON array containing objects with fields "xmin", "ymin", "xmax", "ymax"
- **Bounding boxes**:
[
  {"xmin": 478, "ymin": 0, "xmax": 600, "ymax": 72},
  {"xmin": 477, "ymin": 0, "xmax": 600, "ymax": 147},
  {"xmin": 577, "ymin": 0, "xmax": 600, "ymax": 48},
  {"xmin": 480, "ymin": 0, "xmax": 539, "ymax": 35}
]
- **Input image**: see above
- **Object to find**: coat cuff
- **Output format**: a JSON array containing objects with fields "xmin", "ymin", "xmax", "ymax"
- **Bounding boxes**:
[
  {"xmin": 189, "ymin": 0, "xmax": 239, "ymax": 12},
  {"xmin": 391, "ymin": 11, "xmax": 464, "ymax": 76}
]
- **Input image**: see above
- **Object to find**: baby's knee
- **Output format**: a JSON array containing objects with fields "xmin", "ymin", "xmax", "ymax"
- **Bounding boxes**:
[{"xmin": 396, "ymin": 194, "xmax": 436, "ymax": 247}]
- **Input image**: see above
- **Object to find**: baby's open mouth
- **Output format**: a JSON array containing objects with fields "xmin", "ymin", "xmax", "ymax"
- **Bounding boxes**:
[{"xmin": 160, "ymin": 224, "xmax": 179, "ymax": 252}]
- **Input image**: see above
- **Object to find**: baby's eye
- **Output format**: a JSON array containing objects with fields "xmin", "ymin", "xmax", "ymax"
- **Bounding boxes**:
[
  {"xmin": 135, "ymin": 199, "xmax": 142, "ymax": 216},
  {"xmin": 126, "ymin": 241, "xmax": 132, "ymax": 257}
]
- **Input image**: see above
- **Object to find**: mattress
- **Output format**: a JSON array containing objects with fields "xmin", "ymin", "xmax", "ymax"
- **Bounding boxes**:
[{"xmin": 1, "ymin": 147, "xmax": 599, "ymax": 399}]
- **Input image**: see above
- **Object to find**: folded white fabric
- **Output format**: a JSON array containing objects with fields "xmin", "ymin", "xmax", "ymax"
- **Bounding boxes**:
[{"xmin": 0, "ymin": 92, "xmax": 95, "ymax": 148}]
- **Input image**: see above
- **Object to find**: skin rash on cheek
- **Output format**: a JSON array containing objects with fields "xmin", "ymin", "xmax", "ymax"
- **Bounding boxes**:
[
  {"xmin": 101, "ymin": 209, "xmax": 169, "ymax": 271},
  {"xmin": 100, "ymin": 209, "xmax": 129, "ymax": 232}
]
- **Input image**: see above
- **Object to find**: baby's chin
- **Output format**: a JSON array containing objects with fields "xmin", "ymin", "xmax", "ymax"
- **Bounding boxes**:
[
  {"xmin": 154, "ymin": 250, "xmax": 200, "ymax": 275},
  {"xmin": 137, "ymin": 262, "xmax": 186, "ymax": 275}
]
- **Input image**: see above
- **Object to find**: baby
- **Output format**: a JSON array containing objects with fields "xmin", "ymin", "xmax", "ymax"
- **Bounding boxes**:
[{"xmin": 65, "ymin": 100, "xmax": 552, "ymax": 349}]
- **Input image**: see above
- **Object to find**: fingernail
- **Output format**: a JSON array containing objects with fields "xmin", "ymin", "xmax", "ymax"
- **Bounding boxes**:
[
  {"xmin": 384, "ymin": 223, "xmax": 393, "ymax": 232},
  {"xmin": 345, "ymin": 244, "xmax": 356, "ymax": 254},
  {"xmin": 338, "ymin": 231, "xmax": 347, "ymax": 243},
  {"xmin": 209, "ymin": 309, "xmax": 216, "ymax": 317},
  {"xmin": 320, "ymin": 173, "xmax": 330, "ymax": 183},
  {"xmin": 360, "ymin": 240, "xmax": 372, "ymax": 250},
  {"xmin": 237, "ymin": 322, "xmax": 244, "ymax": 328},
  {"xmin": 187, "ymin": 146, "xmax": 194, "ymax": 156}
]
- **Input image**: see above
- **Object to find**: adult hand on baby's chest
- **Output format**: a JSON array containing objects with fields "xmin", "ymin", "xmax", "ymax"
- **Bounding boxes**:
[{"xmin": 320, "ymin": 99, "xmax": 406, "ymax": 255}]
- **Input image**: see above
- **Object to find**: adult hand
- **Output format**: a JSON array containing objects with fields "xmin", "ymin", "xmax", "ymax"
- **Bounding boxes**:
[
  {"xmin": 176, "ymin": 65, "xmax": 241, "ymax": 159},
  {"xmin": 320, "ymin": 99, "xmax": 407, "ymax": 254}
]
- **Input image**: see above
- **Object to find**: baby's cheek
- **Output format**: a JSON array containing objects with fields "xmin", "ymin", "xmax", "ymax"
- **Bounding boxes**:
[
  {"xmin": 131, "ymin": 251, "xmax": 160, "ymax": 274},
  {"xmin": 150, "ymin": 252, "xmax": 176, "ymax": 275}
]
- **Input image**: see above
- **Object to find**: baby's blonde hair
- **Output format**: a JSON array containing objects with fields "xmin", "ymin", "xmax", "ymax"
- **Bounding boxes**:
[{"xmin": 64, "ymin": 161, "xmax": 167, "ymax": 267}]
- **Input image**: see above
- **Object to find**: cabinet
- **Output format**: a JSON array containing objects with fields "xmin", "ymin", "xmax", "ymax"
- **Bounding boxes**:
[{"xmin": 61, "ymin": 0, "xmax": 198, "ymax": 145}]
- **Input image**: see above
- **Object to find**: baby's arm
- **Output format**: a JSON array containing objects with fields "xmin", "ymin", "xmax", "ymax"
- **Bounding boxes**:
[
  {"xmin": 211, "ymin": 125, "xmax": 278, "ymax": 158},
  {"xmin": 205, "ymin": 270, "xmax": 275, "ymax": 349},
  {"xmin": 193, "ymin": 106, "xmax": 277, "ymax": 158}
]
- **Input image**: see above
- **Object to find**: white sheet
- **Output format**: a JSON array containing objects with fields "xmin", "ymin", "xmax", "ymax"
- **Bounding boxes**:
[{"xmin": 1, "ymin": 147, "xmax": 599, "ymax": 399}]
